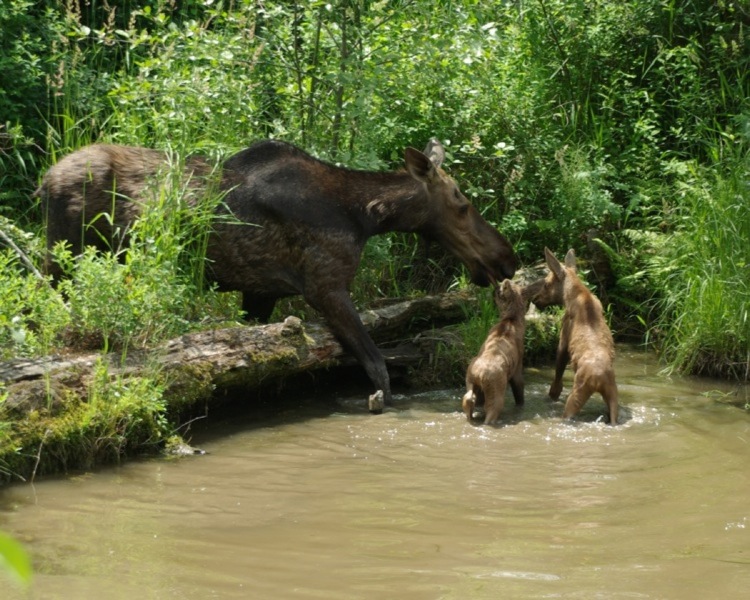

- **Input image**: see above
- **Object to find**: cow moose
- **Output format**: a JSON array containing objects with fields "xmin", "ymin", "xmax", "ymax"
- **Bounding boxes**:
[
  {"xmin": 462, "ymin": 279, "xmax": 526, "ymax": 425},
  {"xmin": 37, "ymin": 139, "xmax": 519, "ymax": 408},
  {"xmin": 531, "ymin": 248, "xmax": 619, "ymax": 424}
]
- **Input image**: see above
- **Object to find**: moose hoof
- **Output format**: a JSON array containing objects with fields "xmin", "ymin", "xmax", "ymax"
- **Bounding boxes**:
[{"xmin": 368, "ymin": 390, "xmax": 384, "ymax": 414}]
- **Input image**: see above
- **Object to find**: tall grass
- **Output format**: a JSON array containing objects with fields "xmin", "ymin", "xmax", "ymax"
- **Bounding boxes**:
[
  {"xmin": 655, "ymin": 148, "xmax": 750, "ymax": 379},
  {"xmin": 51, "ymin": 156, "xmax": 240, "ymax": 352}
]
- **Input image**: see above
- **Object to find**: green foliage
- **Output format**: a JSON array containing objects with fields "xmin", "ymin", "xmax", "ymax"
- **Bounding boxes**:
[
  {"xmin": 0, "ymin": 0, "xmax": 747, "ymax": 382},
  {"xmin": 541, "ymin": 145, "xmax": 622, "ymax": 249},
  {"xmin": 0, "ymin": 530, "xmax": 32, "ymax": 590},
  {"xmin": 82, "ymin": 359, "xmax": 170, "ymax": 454},
  {"xmin": 653, "ymin": 148, "xmax": 750, "ymax": 379},
  {"xmin": 54, "ymin": 159, "xmax": 240, "ymax": 351},
  {"xmin": 0, "ymin": 250, "xmax": 68, "ymax": 360},
  {"xmin": 0, "ymin": 0, "xmax": 52, "ymax": 130},
  {"xmin": 0, "ymin": 360, "xmax": 175, "ymax": 481}
]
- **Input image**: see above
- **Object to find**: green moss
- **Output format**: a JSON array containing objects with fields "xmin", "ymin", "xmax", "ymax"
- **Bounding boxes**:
[
  {"xmin": 0, "ymin": 363, "xmax": 175, "ymax": 484},
  {"xmin": 162, "ymin": 361, "xmax": 216, "ymax": 414}
]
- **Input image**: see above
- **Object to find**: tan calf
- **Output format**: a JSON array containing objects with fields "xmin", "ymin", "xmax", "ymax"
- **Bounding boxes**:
[
  {"xmin": 533, "ymin": 248, "xmax": 619, "ymax": 424},
  {"xmin": 462, "ymin": 279, "xmax": 526, "ymax": 425}
]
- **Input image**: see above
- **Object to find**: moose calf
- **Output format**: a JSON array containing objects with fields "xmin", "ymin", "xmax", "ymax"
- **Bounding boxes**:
[
  {"xmin": 533, "ymin": 248, "xmax": 619, "ymax": 424},
  {"xmin": 462, "ymin": 279, "xmax": 526, "ymax": 425}
]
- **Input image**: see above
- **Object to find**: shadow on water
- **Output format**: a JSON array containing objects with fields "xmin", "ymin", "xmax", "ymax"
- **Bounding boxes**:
[{"xmin": 185, "ymin": 364, "xmax": 397, "ymax": 444}]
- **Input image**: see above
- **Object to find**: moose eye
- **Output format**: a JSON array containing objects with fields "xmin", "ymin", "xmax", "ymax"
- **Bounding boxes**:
[{"xmin": 458, "ymin": 203, "xmax": 470, "ymax": 216}]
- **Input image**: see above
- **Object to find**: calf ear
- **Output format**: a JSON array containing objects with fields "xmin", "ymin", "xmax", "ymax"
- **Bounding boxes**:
[
  {"xmin": 405, "ymin": 147, "xmax": 437, "ymax": 183},
  {"xmin": 544, "ymin": 247, "xmax": 565, "ymax": 280},
  {"xmin": 422, "ymin": 138, "xmax": 446, "ymax": 168},
  {"xmin": 564, "ymin": 249, "xmax": 577, "ymax": 271}
]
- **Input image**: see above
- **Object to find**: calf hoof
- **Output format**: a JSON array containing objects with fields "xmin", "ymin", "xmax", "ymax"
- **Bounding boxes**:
[
  {"xmin": 461, "ymin": 394, "xmax": 476, "ymax": 423},
  {"xmin": 368, "ymin": 390, "xmax": 384, "ymax": 414}
]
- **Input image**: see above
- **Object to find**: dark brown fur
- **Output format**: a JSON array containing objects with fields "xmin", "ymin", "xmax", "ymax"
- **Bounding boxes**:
[
  {"xmin": 532, "ymin": 248, "xmax": 619, "ymax": 424},
  {"xmin": 37, "ymin": 144, "xmax": 213, "ymax": 279},
  {"xmin": 36, "ymin": 139, "xmax": 518, "ymax": 407},
  {"xmin": 462, "ymin": 279, "xmax": 526, "ymax": 425}
]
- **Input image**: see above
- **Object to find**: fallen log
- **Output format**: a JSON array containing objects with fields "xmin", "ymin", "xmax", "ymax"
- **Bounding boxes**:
[
  {"xmin": 0, "ymin": 290, "xmax": 477, "ymax": 418},
  {"xmin": 0, "ymin": 283, "xmax": 560, "ymax": 482}
]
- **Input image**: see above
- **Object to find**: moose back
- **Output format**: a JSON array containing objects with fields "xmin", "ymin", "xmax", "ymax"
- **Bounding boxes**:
[{"xmin": 37, "ymin": 139, "xmax": 518, "ymax": 407}]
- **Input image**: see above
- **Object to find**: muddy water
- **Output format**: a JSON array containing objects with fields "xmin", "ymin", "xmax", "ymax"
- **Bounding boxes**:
[{"xmin": 2, "ymin": 347, "xmax": 749, "ymax": 599}]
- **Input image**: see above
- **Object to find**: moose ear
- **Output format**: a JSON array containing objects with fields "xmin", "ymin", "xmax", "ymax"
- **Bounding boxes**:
[
  {"xmin": 544, "ymin": 247, "xmax": 565, "ymax": 280},
  {"xmin": 405, "ymin": 147, "xmax": 437, "ymax": 183},
  {"xmin": 501, "ymin": 279, "xmax": 513, "ymax": 296},
  {"xmin": 422, "ymin": 138, "xmax": 445, "ymax": 168},
  {"xmin": 564, "ymin": 248, "xmax": 577, "ymax": 271}
]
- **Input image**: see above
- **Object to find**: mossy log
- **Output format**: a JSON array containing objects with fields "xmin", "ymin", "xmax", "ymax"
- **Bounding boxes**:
[
  {"xmin": 0, "ymin": 284, "xmax": 559, "ymax": 482},
  {"xmin": 0, "ymin": 291, "xmax": 478, "ymax": 418}
]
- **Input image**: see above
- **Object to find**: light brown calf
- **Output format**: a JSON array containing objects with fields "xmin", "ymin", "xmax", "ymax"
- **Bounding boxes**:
[
  {"xmin": 532, "ymin": 248, "xmax": 619, "ymax": 424},
  {"xmin": 462, "ymin": 279, "xmax": 526, "ymax": 425}
]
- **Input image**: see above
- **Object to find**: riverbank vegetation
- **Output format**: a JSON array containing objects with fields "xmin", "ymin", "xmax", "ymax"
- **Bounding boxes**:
[{"xmin": 1, "ymin": 0, "xmax": 748, "ymax": 478}]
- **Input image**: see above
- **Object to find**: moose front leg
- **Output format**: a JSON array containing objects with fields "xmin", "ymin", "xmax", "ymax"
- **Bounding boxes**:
[
  {"xmin": 509, "ymin": 369, "xmax": 525, "ymax": 406},
  {"xmin": 307, "ymin": 288, "xmax": 392, "ymax": 412},
  {"xmin": 549, "ymin": 346, "xmax": 569, "ymax": 400}
]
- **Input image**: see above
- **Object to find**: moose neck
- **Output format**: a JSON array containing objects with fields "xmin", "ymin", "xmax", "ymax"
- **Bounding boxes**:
[
  {"xmin": 565, "ymin": 275, "xmax": 603, "ymax": 320},
  {"xmin": 564, "ymin": 275, "xmax": 588, "ymax": 303},
  {"xmin": 343, "ymin": 170, "xmax": 431, "ymax": 237}
]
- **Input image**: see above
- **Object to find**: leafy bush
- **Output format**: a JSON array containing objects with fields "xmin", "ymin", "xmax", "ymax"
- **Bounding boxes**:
[{"xmin": 0, "ymin": 250, "xmax": 68, "ymax": 360}]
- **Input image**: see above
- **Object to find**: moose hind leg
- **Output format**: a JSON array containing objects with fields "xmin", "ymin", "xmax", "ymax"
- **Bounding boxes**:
[
  {"xmin": 562, "ymin": 377, "xmax": 593, "ymax": 420},
  {"xmin": 461, "ymin": 390, "xmax": 476, "ymax": 422},
  {"xmin": 509, "ymin": 370, "xmax": 525, "ymax": 406},
  {"xmin": 242, "ymin": 293, "xmax": 277, "ymax": 323},
  {"xmin": 549, "ymin": 347, "xmax": 569, "ymax": 400},
  {"xmin": 603, "ymin": 383, "xmax": 619, "ymax": 425},
  {"xmin": 483, "ymin": 381, "xmax": 506, "ymax": 425}
]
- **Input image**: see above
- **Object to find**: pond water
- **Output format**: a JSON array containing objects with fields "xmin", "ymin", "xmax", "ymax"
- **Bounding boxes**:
[{"xmin": 2, "ymin": 346, "xmax": 749, "ymax": 599}]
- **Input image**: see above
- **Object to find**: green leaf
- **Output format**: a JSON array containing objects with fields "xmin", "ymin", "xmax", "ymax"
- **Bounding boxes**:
[{"xmin": 0, "ymin": 531, "xmax": 32, "ymax": 588}]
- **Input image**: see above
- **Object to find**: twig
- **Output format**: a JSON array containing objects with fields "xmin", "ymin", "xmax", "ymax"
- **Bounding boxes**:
[
  {"xmin": 0, "ymin": 226, "xmax": 45, "ymax": 281},
  {"xmin": 30, "ymin": 429, "xmax": 51, "ymax": 484}
]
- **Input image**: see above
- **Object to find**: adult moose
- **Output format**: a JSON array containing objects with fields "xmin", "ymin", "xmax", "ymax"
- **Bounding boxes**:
[{"xmin": 38, "ymin": 139, "xmax": 518, "ymax": 408}]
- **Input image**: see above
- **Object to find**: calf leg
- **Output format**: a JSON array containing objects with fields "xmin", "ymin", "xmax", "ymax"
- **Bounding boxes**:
[
  {"xmin": 549, "ymin": 346, "xmax": 569, "ymax": 400},
  {"xmin": 602, "ymin": 380, "xmax": 619, "ymax": 425},
  {"xmin": 461, "ymin": 390, "xmax": 476, "ymax": 422},
  {"xmin": 462, "ymin": 385, "xmax": 484, "ymax": 422},
  {"xmin": 509, "ymin": 368, "xmax": 525, "ymax": 406},
  {"xmin": 562, "ymin": 376, "xmax": 594, "ymax": 420},
  {"xmin": 483, "ymin": 381, "xmax": 506, "ymax": 425}
]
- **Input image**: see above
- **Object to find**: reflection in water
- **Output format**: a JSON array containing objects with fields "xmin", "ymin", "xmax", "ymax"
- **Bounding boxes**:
[{"xmin": 1, "ymin": 347, "xmax": 749, "ymax": 599}]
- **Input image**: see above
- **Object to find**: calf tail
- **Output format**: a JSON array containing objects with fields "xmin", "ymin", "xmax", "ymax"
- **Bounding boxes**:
[{"xmin": 462, "ymin": 391, "xmax": 476, "ymax": 422}]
